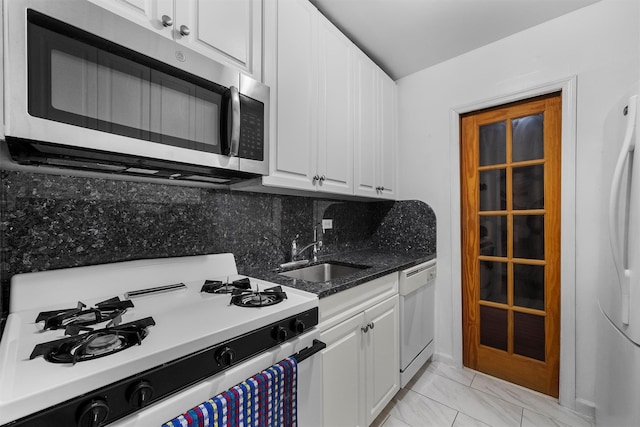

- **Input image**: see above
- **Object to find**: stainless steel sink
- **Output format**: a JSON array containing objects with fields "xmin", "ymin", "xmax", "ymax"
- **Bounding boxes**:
[{"xmin": 279, "ymin": 262, "xmax": 368, "ymax": 283}]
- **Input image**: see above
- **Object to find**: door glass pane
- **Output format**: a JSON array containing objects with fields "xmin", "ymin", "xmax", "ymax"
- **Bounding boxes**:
[
  {"xmin": 512, "ymin": 114, "xmax": 544, "ymax": 162},
  {"xmin": 513, "ymin": 165, "xmax": 544, "ymax": 210},
  {"xmin": 513, "ymin": 215, "xmax": 544, "ymax": 259},
  {"xmin": 514, "ymin": 264, "xmax": 545, "ymax": 310},
  {"xmin": 480, "ymin": 306, "xmax": 508, "ymax": 351},
  {"xmin": 479, "ymin": 216, "xmax": 507, "ymax": 257},
  {"xmin": 480, "ymin": 261, "xmax": 507, "ymax": 303},
  {"xmin": 514, "ymin": 312, "xmax": 546, "ymax": 361},
  {"xmin": 479, "ymin": 169, "xmax": 506, "ymax": 211},
  {"xmin": 479, "ymin": 121, "xmax": 506, "ymax": 166}
]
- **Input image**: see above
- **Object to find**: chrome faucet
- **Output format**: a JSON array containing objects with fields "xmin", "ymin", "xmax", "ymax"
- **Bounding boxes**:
[{"xmin": 291, "ymin": 224, "xmax": 323, "ymax": 262}]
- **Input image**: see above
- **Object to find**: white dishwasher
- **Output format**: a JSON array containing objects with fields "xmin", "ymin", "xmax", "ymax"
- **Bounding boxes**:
[{"xmin": 399, "ymin": 259, "xmax": 436, "ymax": 387}]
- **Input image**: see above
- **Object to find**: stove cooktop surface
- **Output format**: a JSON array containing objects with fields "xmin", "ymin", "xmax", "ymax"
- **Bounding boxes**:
[{"xmin": 0, "ymin": 254, "xmax": 318, "ymax": 425}]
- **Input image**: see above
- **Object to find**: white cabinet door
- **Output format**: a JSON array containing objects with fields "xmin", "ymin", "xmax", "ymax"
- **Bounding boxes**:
[
  {"xmin": 353, "ymin": 52, "xmax": 397, "ymax": 200},
  {"xmin": 88, "ymin": 0, "xmax": 176, "ymax": 39},
  {"xmin": 264, "ymin": 1, "xmax": 353, "ymax": 195},
  {"xmin": 365, "ymin": 295, "xmax": 400, "ymax": 424},
  {"xmin": 317, "ymin": 15, "xmax": 353, "ymax": 195},
  {"xmin": 90, "ymin": 0, "xmax": 262, "ymax": 80},
  {"xmin": 378, "ymin": 73, "xmax": 397, "ymax": 199},
  {"xmin": 174, "ymin": 0, "xmax": 262, "ymax": 79},
  {"xmin": 262, "ymin": 0, "xmax": 317, "ymax": 191},
  {"xmin": 353, "ymin": 51, "xmax": 378, "ymax": 198},
  {"xmin": 321, "ymin": 312, "xmax": 366, "ymax": 427},
  {"xmin": 320, "ymin": 289, "xmax": 400, "ymax": 427}
]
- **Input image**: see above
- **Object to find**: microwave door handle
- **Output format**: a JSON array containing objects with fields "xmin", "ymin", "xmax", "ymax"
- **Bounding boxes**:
[{"xmin": 228, "ymin": 86, "xmax": 241, "ymax": 157}]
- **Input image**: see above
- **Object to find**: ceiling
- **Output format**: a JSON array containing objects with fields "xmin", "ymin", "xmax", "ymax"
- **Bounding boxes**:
[{"xmin": 309, "ymin": 0, "xmax": 600, "ymax": 80}]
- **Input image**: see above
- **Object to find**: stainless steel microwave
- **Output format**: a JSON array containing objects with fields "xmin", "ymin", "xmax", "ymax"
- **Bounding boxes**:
[{"xmin": 2, "ymin": 0, "xmax": 269, "ymax": 184}]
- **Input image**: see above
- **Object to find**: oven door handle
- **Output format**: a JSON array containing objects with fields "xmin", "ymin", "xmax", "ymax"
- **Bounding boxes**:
[{"xmin": 292, "ymin": 339, "xmax": 326, "ymax": 363}]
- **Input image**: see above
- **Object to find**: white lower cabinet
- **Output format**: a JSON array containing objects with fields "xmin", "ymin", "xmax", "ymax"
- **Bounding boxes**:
[
  {"xmin": 365, "ymin": 295, "xmax": 400, "ymax": 422},
  {"xmin": 320, "ymin": 293, "xmax": 400, "ymax": 426},
  {"xmin": 321, "ymin": 311, "xmax": 366, "ymax": 427}
]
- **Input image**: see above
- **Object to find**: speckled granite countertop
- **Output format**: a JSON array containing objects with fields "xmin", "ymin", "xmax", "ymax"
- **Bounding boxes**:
[{"xmin": 243, "ymin": 249, "xmax": 436, "ymax": 298}]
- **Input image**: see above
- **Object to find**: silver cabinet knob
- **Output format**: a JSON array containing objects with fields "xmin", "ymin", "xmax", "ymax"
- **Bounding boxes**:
[
  {"xmin": 319, "ymin": 175, "xmax": 326, "ymax": 182},
  {"xmin": 161, "ymin": 15, "xmax": 173, "ymax": 27},
  {"xmin": 361, "ymin": 325, "xmax": 369, "ymax": 333},
  {"xmin": 312, "ymin": 174, "xmax": 320, "ymax": 182},
  {"xmin": 179, "ymin": 25, "xmax": 191, "ymax": 36}
]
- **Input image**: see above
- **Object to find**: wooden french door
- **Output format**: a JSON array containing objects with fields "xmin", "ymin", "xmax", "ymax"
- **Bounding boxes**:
[{"xmin": 461, "ymin": 93, "xmax": 561, "ymax": 397}]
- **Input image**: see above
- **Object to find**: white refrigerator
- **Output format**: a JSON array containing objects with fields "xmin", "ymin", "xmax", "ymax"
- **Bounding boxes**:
[{"xmin": 596, "ymin": 85, "xmax": 640, "ymax": 427}]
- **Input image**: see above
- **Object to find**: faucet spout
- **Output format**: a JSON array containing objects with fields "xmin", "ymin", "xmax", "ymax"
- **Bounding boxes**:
[{"xmin": 291, "ymin": 223, "xmax": 323, "ymax": 262}]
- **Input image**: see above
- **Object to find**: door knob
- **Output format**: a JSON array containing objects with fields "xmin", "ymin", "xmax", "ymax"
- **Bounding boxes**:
[
  {"xmin": 161, "ymin": 15, "xmax": 173, "ymax": 27},
  {"xmin": 179, "ymin": 25, "xmax": 191, "ymax": 36}
]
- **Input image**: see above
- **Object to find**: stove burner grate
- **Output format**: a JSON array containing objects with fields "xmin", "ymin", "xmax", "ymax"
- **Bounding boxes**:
[
  {"xmin": 35, "ymin": 297, "xmax": 134, "ymax": 331},
  {"xmin": 30, "ymin": 317, "xmax": 155, "ymax": 364},
  {"xmin": 201, "ymin": 277, "xmax": 252, "ymax": 294},
  {"xmin": 230, "ymin": 285, "xmax": 287, "ymax": 307}
]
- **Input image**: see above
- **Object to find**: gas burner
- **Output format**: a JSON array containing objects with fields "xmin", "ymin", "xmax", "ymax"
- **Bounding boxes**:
[
  {"xmin": 35, "ymin": 297, "xmax": 134, "ymax": 331},
  {"xmin": 230, "ymin": 285, "xmax": 287, "ymax": 307},
  {"xmin": 30, "ymin": 317, "xmax": 155, "ymax": 365},
  {"xmin": 201, "ymin": 277, "xmax": 252, "ymax": 294}
]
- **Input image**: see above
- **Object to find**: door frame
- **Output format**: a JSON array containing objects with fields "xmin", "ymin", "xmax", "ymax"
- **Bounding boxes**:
[{"xmin": 448, "ymin": 76, "xmax": 582, "ymax": 413}]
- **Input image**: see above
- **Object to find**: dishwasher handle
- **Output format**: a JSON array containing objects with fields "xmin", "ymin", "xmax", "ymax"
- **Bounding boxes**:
[{"xmin": 292, "ymin": 339, "xmax": 326, "ymax": 363}]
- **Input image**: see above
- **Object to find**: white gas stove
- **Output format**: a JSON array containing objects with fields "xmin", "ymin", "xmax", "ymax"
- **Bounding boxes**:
[{"xmin": 0, "ymin": 254, "xmax": 322, "ymax": 426}]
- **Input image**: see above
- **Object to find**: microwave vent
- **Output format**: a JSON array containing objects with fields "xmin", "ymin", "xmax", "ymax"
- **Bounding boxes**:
[{"xmin": 4, "ymin": 138, "xmax": 255, "ymax": 186}]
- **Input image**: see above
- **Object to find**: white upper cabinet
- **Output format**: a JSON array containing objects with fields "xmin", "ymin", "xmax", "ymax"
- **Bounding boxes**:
[
  {"xmin": 261, "ymin": 0, "xmax": 396, "ymax": 199},
  {"xmin": 378, "ymin": 73, "xmax": 397, "ymax": 199},
  {"xmin": 88, "ymin": 0, "xmax": 262, "ymax": 80},
  {"xmin": 262, "ymin": 0, "xmax": 318, "ymax": 191},
  {"xmin": 262, "ymin": 0, "xmax": 353, "ymax": 195},
  {"xmin": 317, "ymin": 14, "xmax": 354, "ymax": 195},
  {"xmin": 353, "ymin": 52, "xmax": 397, "ymax": 200},
  {"xmin": 353, "ymin": 51, "xmax": 378, "ymax": 198},
  {"xmin": 174, "ymin": 0, "xmax": 262, "ymax": 80}
]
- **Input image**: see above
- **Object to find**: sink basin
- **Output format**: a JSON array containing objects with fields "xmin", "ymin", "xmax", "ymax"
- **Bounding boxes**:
[{"xmin": 279, "ymin": 262, "xmax": 368, "ymax": 283}]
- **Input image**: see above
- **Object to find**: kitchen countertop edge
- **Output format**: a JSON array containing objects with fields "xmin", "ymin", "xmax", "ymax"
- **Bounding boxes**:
[{"xmin": 242, "ymin": 249, "xmax": 436, "ymax": 298}]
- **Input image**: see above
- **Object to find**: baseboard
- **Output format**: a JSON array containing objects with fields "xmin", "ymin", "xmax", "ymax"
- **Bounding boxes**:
[
  {"xmin": 432, "ymin": 352, "xmax": 460, "ymax": 368},
  {"xmin": 574, "ymin": 398, "xmax": 596, "ymax": 421}
]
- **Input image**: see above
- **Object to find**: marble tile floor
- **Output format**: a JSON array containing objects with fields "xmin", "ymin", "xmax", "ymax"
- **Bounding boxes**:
[{"xmin": 372, "ymin": 361, "xmax": 595, "ymax": 427}]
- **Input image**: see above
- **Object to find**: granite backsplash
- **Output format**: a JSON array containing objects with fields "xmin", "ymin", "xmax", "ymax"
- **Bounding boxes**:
[{"xmin": 0, "ymin": 170, "xmax": 436, "ymax": 318}]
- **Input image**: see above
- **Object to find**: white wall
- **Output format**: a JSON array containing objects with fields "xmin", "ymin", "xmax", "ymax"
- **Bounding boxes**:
[{"xmin": 397, "ymin": 0, "xmax": 639, "ymax": 412}]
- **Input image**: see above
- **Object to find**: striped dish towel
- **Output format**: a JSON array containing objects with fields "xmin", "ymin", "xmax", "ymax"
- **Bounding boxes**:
[{"xmin": 164, "ymin": 357, "xmax": 298, "ymax": 427}]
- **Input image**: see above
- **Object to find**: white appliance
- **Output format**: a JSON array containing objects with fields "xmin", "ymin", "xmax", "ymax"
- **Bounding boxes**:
[
  {"xmin": 2, "ymin": 0, "xmax": 269, "ymax": 184},
  {"xmin": 596, "ymin": 85, "xmax": 640, "ymax": 426},
  {"xmin": 398, "ymin": 259, "xmax": 436, "ymax": 387},
  {"xmin": 0, "ymin": 254, "xmax": 323, "ymax": 426}
]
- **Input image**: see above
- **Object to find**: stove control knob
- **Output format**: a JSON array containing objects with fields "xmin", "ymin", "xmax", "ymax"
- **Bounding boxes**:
[
  {"xmin": 291, "ymin": 319, "xmax": 306, "ymax": 334},
  {"xmin": 216, "ymin": 346, "xmax": 236, "ymax": 367},
  {"xmin": 77, "ymin": 399, "xmax": 109, "ymax": 427},
  {"xmin": 127, "ymin": 380, "xmax": 154, "ymax": 408},
  {"xmin": 272, "ymin": 325, "xmax": 288, "ymax": 342}
]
